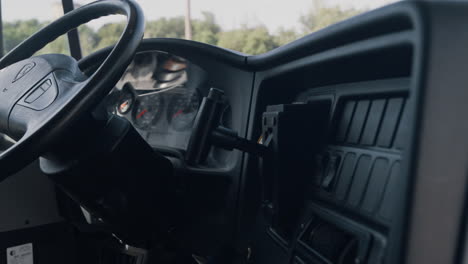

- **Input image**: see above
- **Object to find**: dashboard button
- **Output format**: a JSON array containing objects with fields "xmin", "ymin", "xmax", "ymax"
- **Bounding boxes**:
[
  {"xmin": 19, "ymin": 75, "xmax": 58, "ymax": 110},
  {"xmin": 24, "ymin": 86, "xmax": 45, "ymax": 103},
  {"xmin": 40, "ymin": 79, "xmax": 52, "ymax": 91}
]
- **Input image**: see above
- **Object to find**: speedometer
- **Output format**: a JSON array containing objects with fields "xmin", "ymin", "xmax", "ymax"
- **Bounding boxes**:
[
  {"xmin": 132, "ymin": 94, "xmax": 164, "ymax": 129},
  {"xmin": 167, "ymin": 89, "xmax": 201, "ymax": 131}
]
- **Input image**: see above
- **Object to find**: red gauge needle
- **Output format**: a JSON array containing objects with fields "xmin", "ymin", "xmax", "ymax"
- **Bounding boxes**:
[
  {"xmin": 136, "ymin": 109, "xmax": 148, "ymax": 119},
  {"xmin": 173, "ymin": 109, "xmax": 184, "ymax": 118}
]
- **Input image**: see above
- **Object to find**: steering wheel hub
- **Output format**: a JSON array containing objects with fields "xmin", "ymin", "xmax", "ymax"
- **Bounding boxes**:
[{"xmin": 0, "ymin": 55, "xmax": 84, "ymax": 139}]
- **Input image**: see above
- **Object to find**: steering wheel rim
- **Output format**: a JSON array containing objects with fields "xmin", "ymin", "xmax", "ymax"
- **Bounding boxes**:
[{"xmin": 0, "ymin": 0, "xmax": 144, "ymax": 179}]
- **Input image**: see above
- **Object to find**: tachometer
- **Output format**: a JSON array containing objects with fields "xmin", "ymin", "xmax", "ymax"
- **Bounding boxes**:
[
  {"xmin": 132, "ymin": 94, "xmax": 164, "ymax": 129},
  {"xmin": 167, "ymin": 89, "xmax": 201, "ymax": 131}
]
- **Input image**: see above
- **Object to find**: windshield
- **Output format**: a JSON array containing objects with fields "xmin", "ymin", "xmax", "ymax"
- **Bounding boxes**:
[
  {"xmin": 3, "ymin": 0, "xmax": 398, "ymax": 56},
  {"xmin": 2, "ymin": 0, "xmax": 71, "ymax": 55}
]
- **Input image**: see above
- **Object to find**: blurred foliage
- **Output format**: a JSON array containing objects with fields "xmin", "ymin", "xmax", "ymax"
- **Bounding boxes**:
[
  {"xmin": 145, "ymin": 17, "xmax": 185, "ymax": 39},
  {"xmin": 94, "ymin": 23, "xmax": 125, "ymax": 50},
  {"xmin": 2, "ymin": 0, "xmax": 365, "ymax": 56},
  {"xmin": 192, "ymin": 12, "xmax": 221, "ymax": 45},
  {"xmin": 3, "ymin": 19, "xmax": 69, "ymax": 55},
  {"xmin": 274, "ymin": 27, "xmax": 299, "ymax": 47},
  {"xmin": 218, "ymin": 25, "xmax": 277, "ymax": 54},
  {"xmin": 299, "ymin": 0, "xmax": 362, "ymax": 33},
  {"xmin": 78, "ymin": 25, "xmax": 101, "ymax": 55}
]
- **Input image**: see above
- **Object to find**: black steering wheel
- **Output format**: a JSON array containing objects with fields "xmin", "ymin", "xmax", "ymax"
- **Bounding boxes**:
[{"xmin": 0, "ymin": 0, "xmax": 144, "ymax": 179}]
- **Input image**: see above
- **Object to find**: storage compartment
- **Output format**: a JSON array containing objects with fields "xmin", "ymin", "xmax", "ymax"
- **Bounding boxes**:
[
  {"xmin": 300, "ymin": 217, "xmax": 360, "ymax": 263},
  {"xmin": 295, "ymin": 207, "xmax": 375, "ymax": 264}
]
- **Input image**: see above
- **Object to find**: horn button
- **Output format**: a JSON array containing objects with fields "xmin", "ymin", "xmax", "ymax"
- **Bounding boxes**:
[
  {"xmin": 17, "ymin": 74, "xmax": 58, "ymax": 110},
  {"xmin": 0, "ymin": 57, "xmax": 60, "ymax": 136}
]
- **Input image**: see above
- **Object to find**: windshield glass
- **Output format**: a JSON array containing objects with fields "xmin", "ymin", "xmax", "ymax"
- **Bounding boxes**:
[
  {"xmin": 2, "ymin": 0, "xmax": 71, "ymax": 55},
  {"xmin": 4, "ymin": 0, "xmax": 398, "ymax": 56}
]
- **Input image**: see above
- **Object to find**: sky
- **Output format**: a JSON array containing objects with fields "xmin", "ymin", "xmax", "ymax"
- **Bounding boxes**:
[{"xmin": 3, "ymin": 0, "xmax": 398, "ymax": 33}]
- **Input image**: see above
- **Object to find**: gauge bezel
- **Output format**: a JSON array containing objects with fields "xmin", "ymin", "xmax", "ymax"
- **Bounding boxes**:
[{"xmin": 117, "ymin": 86, "xmax": 135, "ymax": 115}]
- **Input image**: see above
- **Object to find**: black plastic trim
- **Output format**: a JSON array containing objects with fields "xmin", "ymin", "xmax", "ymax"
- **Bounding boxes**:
[
  {"xmin": 79, "ymin": 38, "xmax": 247, "ymax": 71},
  {"xmin": 62, "ymin": 0, "xmax": 82, "ymax": 60}
]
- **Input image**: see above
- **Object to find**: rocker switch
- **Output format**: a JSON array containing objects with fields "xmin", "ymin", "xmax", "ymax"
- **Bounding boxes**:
[
  {"xmin": 24, "ymin": 86, "xmax": 45, "ymax": 103},
  {"xmin": 19, "ymin": 75, "xmax": 58, "ymax": 110},
  {"xmin": 24, "ymin": 79, "xmax": 52, "ymax": 104}
]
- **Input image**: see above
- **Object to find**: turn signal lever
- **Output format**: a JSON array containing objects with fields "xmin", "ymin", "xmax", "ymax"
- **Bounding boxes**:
[{"xmin": 186, "ymin": 88, "xmax": 269, "ymax": 165}]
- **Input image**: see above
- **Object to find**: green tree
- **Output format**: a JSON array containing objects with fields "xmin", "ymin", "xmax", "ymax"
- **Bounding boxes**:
[
  {"xmin": 95, "ymin": 22, "xmax": 125, "ymax": 50},
  {"xmin": 217, "ymin": 25, "xmax": 277, "ymax": 55},
  {"xmin": 145, "ymin": 17, "xmax": 185, "ymax": 39},
  {"xmin": 144, "ymin": 12, "xmax": 220, "ymax": 45},
  {"xmin": 40, "ymin": 35, "xmax": 68, "ymax": 55},
  {"xmin": 3, "ymin": 19, "xmax": 69, "ymax": 54},
  {"xmin": 192, "ymin": 12, "xmax": 221, "ymax": 45},
  {"xmin": 274, "ymin": 27, "xmax": 299, "ymax": 47},
  {"xmin": 243, "ymin": 26, "xmax": 277, "ymax": 54},
  {"xmin": 78, "ymin": 25, "xmax": 100, "ymax": 55},
  {"xmin": 0, "ymin": 3, "xmax": 371, "ymax": 57},
  {"xmin": 299, "ymin": 0, "xmax": 362, "ymax": 34},
  {"xmin": 3, "ymin": 19, "xmax": 43, "ymax": 52}
]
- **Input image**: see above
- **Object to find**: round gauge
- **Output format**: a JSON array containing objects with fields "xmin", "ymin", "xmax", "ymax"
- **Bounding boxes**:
[
  {"xmin": 167, "ymin": 89, "xmax": 201, "ymax": 131},
  {"xmin": 117, "ymin": 88, "xmax": 135, "ymax": 115},
  {"xmin": 132, "ymin": 94, "xmax": 164, "ymax": 129}
]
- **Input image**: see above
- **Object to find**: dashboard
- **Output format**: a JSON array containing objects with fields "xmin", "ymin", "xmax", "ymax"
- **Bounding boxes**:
[
  {"xmin": 104, "ymin": 51, "xmax": 222, "ymax": 150},
  {"xmin": 0, "ymin": 1, "xmax": 461, "ymax": 262},
  {"xmin": 76, "ymin": 9, "xmax": 418, "ymax": 260}
]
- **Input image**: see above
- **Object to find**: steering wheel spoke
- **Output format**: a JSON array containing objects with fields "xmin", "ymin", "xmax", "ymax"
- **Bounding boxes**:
[{"xmin": 0, "ymin": 55, "xmax": 85, "ymax": 138}]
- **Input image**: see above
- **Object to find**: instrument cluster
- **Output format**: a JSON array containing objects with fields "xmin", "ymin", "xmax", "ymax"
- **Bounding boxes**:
[{"xmin": 105, "ymin": 51, "xmax": 207, "ymax": 150}]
